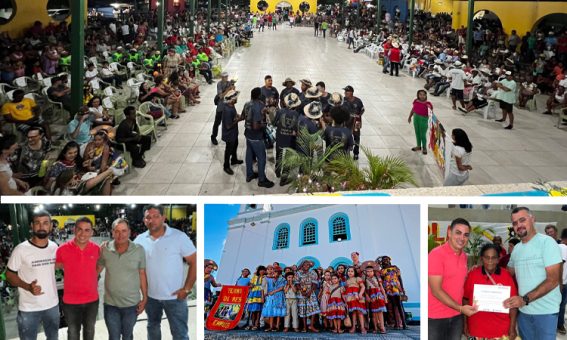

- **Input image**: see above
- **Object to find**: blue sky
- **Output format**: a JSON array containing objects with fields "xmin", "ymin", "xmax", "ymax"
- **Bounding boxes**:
[{"xmin": 204, "ymin": 204, "xmax": 241, "ymax": 266}]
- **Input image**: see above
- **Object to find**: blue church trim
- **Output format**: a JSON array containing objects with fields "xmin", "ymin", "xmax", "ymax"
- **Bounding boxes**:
[
  {"xmin": 329, "ymin": 257, "xmax": 353, "ymax": 270},
  {"xmin": 328, "ymin": 212, "xmax": 352, "ymax": 243},
  {"xmin": 299, "ymin": 218, "xmax": 318, "ymax": 247},
  {"xmin": 272, "ymin": 223, "xmax": 290, "ymax": 250}
]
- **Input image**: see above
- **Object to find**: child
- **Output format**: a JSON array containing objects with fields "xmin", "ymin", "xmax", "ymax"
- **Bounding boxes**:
[
  {"xmin": 262, "ymin": 266, "xmax": 286, "ymax": 331},
  {"xmin": 365, "ymin": 265, "xmax": 387, "ymax": 334},
  {"xmin": 245, "ymin": 265, "xmax": 266, "ymax": 330},
  {"xmin": 345, "ymin": 266, "xmax": 367, "ymax": 334},
  {"xmin": 408, "ymin": 89, "xmax": 433, "ymax": 155},
  {"xmin": 319, "ymin": 270, "xmax": 332, "ymax": 330},
  {"xmin": 283, "ymin": 271, "xmax": 299, "ymax": 332},
  {"xmin": 326, "ymin": 274, "xmax": 346, "ymax": 333}
]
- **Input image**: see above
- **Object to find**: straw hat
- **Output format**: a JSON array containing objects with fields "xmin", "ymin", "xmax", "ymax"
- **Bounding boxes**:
[
  {"xmin": 284, "ymin": 92, "xmax": 301, "ymax": 109},
  {"xmin": 328, "ymin": 92, "xmax": 344, "ymax": 106},
  {"xmin": 282, "ymin": 77, "xmax": 296, "ymax": 86},
  {"xmin": 305, "ymin": 86, "xmax": 322, "ymax": 99},
  {"xmin": 304, "ymin": 102, "xmax": 323, "ymax": 119},
  {"xmin": 224, "ymin": 90, "xmax": 239, "ymax": 102},
  {"xmin": 299, "ymin": 78, "xmax": 312, "ymax": 87}
]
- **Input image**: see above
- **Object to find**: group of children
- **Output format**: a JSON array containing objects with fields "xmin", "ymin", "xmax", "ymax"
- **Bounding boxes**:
[{"xmin": 240, "ymin": 260, "xmax": 393, "ymax": 334}]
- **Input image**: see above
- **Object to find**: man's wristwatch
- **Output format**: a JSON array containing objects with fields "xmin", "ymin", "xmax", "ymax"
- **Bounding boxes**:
[
  {"xmin": 522, "ymin": 295, "xmax": 530, "ymax": 306},
  {"xmin": 184, "ymin": 288, "xmax": 191, "ymax": 295}
]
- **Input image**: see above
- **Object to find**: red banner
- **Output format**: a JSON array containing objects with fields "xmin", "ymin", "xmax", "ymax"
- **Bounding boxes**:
[{"xmin": 206, "ymin": 285, "xmax": 249, "ymax": 331}]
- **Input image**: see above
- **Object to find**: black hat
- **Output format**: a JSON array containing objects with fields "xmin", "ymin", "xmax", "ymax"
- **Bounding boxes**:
[{"xmin": 343, "ymin": 85, "xmax": 354, "ymax": 92}]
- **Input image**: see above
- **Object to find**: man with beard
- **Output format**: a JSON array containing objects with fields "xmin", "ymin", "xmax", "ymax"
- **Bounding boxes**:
[
  {"xmin": 260, "ymin": 75, "xmax": 279, "ymax": 122},
  {"xmin": 7, "ymin": 210, "xmax": 59, "ymax": 340},
  {"xmin": 134, "ymin": 205, "xmax": 197, "ymax": 340},
  {"xmin": 428, "ymin": 218, "xmax": 478, "ymax": 340},
  {"xmin": 279, "ymin": 78, "xmax": 300, "ymax": 109},
  {"xmin": 504, "ymin": 207, "xmax": 562, "ymax": 340}
]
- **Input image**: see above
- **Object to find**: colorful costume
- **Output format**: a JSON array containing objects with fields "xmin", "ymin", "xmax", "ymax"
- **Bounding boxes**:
[
  {"xmin": 344, "ymin": 277, "xmax": 366, "ymax": 314},
  {"xmin": 325, "ymin": 284, "xmax": 346, "ymax": 320},
  {"xmin": 366, "ymin": 276, "xmax": 387, "ymax": 312},
  {"xmin": 295, "ymin": 270, "xmax": 321, "ymax": 317},
  {"xmin": 262, "ymin": 276, "xmax": 286, "ymax": 317},
  {"xmin": 319, "ymin": 280, "xmax": 331, "ymax": 316},
  {"xmin": 246, "ymin": 274, "xmax": 264, "ymax": 312},
  {"xmin": 381, "ymin": 266, "xmax": 403, "ymax": 296}
]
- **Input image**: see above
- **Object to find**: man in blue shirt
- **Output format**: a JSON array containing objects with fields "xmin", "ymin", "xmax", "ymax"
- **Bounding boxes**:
[
  {"xmin": 134, "ymin": 205, "xmax": 197, "ymax": 340},
  {"xmin": 66, "ymin": 106, "xmax": 93, "ymax": 146},
  {"xmin": 504, "ymin": 207, "xmax": 562, "ymax": 340}
]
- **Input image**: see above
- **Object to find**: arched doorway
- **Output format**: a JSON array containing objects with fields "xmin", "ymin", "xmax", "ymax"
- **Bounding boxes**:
[
  {"xmin": 276, "ymin": 1, "xmax": 292, "ymax": 15},
  {"xmin": 532, "ymin": 13, "xmax": 567, "ymax": 34},
  {"xmin": 473, "ymin": 10, "xmax": 503, "ymax": 32}
]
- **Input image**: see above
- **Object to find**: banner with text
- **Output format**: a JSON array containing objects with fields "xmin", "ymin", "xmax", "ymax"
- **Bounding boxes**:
[{"xmin": 206, "ymin": 285, "xmax": 249, "ymax": 331}]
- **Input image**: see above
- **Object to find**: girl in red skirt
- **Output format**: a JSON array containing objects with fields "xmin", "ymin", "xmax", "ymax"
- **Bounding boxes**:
[
  {"xmin": 345, "ymin": 266, "xmax": 366, "ymax": 334},
  {"xmin": 365, "ymin": 266, "xmax": 388, "ymax": 334},
  {"xmin": 326, "ymin": 274, "xmax": 346, "ymax": 333}
]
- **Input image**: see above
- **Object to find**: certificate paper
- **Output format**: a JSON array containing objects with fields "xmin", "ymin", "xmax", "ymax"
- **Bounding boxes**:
[{"xmin": 473, "ymin": 284, "xmax": 510, "ymax": 314}]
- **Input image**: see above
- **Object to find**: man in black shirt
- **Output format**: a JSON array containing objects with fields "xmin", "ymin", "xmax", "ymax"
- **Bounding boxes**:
[
  {"xmin": 341, "ymin": 85, "xmax": 365, "ymax": 160},
  {"xmin": 324, "ymin": 106, "xmax": 354, "ymax": 159},
  {"xmin": 274, "ymin": 93, "xmax": 301, "ymax": 186},
  {"xmin": 279, "ymin": 77, "xmax": 300, "ymax": 109},
  {"xmin": 316, "ymin": 81, "xmax": 331, "ymax": 114},
  {"xmin": 221, "ymin": 90, "xmax": 244, "ymax": 175},
  {"xmin": 260, "ymin": 75, "xmax": 279, "ymax": 122},
  {"xmin": 115, "ymin": 106, "xmax": 151, "ymax": 168},
  {"xmin": 211, "ymin": 72, "xmax": 234, "ymax": 145}
]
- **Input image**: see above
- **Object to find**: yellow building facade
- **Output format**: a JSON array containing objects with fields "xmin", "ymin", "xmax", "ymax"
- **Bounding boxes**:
[
  {"xmin": 417, "ymin": 0, "xmax": 567, "ymax": 34},
  {"xmin": 0, "ymin": 0, "xmax": 87, "ymax": 38},
  {"xmin": 250, "ymin": 0, "xmax": 317, "ymax": 14}
]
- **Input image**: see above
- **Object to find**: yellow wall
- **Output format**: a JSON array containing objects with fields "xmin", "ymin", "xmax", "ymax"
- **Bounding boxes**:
[
  {"xmin": 0, "ymin": 0, "xmax": 87, "ymax": 38},
  {"xmin": 51, "ymin": 215, "xmax": 96, "ymax": 230},
  {"xmin": 164, "ymin": 206, "xmax": 188, "ymax": 221},
  {"xmin": 424, "ymin": 0, "xmax": 567, "ymax": 35},
  {"xmin": 250, "ymin": 0, "xmax": 317, "ymax": 14}
]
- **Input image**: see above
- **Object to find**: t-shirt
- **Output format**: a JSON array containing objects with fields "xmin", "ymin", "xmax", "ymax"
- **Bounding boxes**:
[
  {"xmin": 7, "ymin": 240, "xmax": 59, "ymax": 312},
  {"xmin": 463, "ymin": 266, "xmax": 518, "ymax": 339},
  {"xmin": 324, "ymin": 126, "xmax": 353, "ymax": 154},
  {"xmin": 67, "ymin": 118, "xmax": 92, "ymax": 145},
  {"xmin": 428, "ymin": 242, "xmax": 468, "ymax": 319},
  {"xmin": 448, "ymin": 145, "xmax": 471, "ymax": 177},
  {"xmin": 221, "ymin": 105, "xmax": 238, "ymax": 142},
  {"xmin": 2, "ymin": 98, "xmax": 36, "ymax": 121},
  {"xmin": 260, "ymin": 86, "xmax": 279, "ymax": 106},
  {"xmin": 236, "ymin": 277, "xmax": 251, "ymax": 287},
  {"xmin": 134, "ymin": 225, "xmax": 196, "ymax": 300},
  {"xmin": 498, "ymin": 79, "xmax": 517, "ymax": 104},
  {"xmin": 0, "ymin": 162, "xmax": 17, "ymax": 190},
  {"xmin": 559, "ymin": 244, "xmax": 567, "ymax": 285},
  {"xmin": 56, "ymin": 240, "xmax": 100, "ymax": 304},
  {"xmin": 98, "ymin": 240, "xmax": 146, "ymax": 308},
  {"xmin": 508, "ymin": 233, "xmax": 562, "ymax": 315},
  {"xmin": 244, "ymin": 100, "xmax": 265, "ymax": 140},
  {"xmin": 342, "ymin": 97, "xmax": 364, "ymax": 129},
  {"xmin": 448, "ymin": 68, "xmax": 466, "ymax": 90},
  {"xmin": 412, "ymin": 100, "xmax": 432, "ymax": 117},
  {"xmin": 275, "ymin": 108, "xmax": 298, "ymax": 147},
  {"xmin": 297, "ymin": 114, "xmax": 319, "ymax": 134}
]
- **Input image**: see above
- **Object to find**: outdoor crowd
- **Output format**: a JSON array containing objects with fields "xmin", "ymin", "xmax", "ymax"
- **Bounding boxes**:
[
  {"xmin": 205, "ymin": 251, "xmax": 409, "ymax": 334},
  {"xmin": 429, "ymin": 207, "xmax": 567, "ymax": 340},
  {"xmin": 4, "ymin": 205, "xmax": 197, "ymax": 340}
]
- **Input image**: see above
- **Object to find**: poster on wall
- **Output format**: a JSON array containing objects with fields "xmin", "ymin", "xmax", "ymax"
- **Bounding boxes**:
[
  {"xmin": 428, "ymin": 113, "xmax": 452, "ymax": 179},
  {"xmin": 206, "ymin": 285, "xmax": 249, "ymax": 331}
]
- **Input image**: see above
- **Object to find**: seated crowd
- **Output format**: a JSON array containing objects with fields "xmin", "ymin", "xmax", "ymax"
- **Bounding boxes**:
[{"xmin": 205, "ymin": 252, "xmax": 409, "ymax": 334}]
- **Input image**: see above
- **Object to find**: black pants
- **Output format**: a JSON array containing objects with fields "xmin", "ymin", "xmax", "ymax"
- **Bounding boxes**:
[
  {"xmin": 428, "ymin": 315, "xmax": 463, "ymax": 340},
  {"xmin": 390, "ymin": 62, "xmax": 400, "ymax": 76},
  {"xmin": 200, "ymin": 70, "xmax": 213, "ymax": 82},
  {"xmin": 353, "ymin": 130, "xmax": 360, "ymax": 156},
  {"xmin": 125, "ymin": 135, "xmax": 152, "ymax": 162},
  {"xmin": 211, "ymin": 111, "xmax": 222, "ymax": 138},
  {"xmin": 63, "ymin": 300, "xmax": 99, "ymax": 340},
  {"xmin": 275, "ymin": 144, "xmax": 290, "ymax": 178},
  {"xmin": 224, "ymin": 138, "xmax": 238, "ymax": 168}
]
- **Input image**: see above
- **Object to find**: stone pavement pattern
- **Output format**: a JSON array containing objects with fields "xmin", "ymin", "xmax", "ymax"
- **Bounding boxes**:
[{"xmin": 114, "ymin": 26, "xmax": 567, "ymax": 196}]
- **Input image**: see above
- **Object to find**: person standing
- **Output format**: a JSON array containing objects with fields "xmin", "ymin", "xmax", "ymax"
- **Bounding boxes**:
[
  {"xmin": 56, "ymin": 217, "xmax": 101, "ymax": 340},
  {"xmin": 321, "ymin": 19, "xmax": 328, "ymax": 39},
  {"xmin": 428, "ymin": 218, "xmax": 478, "ymax": 340},
  {"xmin": 97, "ymin": 218, "xmax": 148, "ymax": 340},
  {"xmin": 260, "ymin": 75, "xmax": 280, "ymax": 122},
  {"xmin": 388, "ymin": 42, "xmax": 401, "ymax": 77},
  {"xmin": 503, "ymin": 207, "xmax": 562, "ymax": 340},
  {"xmin": 443, "ymin": 128, "xmax": 473, "ymax": 186},
  {"xmin": 134, "ymin": 205, "xmax": 197, "ymax": 340},
  {"xmin": 279, "ymin": 78, "xmax": 300, "ymax": 109},
  {"xmin": 381, "ymin": 256, "xmax": 407, "ymax": 330},
  {"xmin": 221, "ymin": 90, "xmax": 244, "ymax": 175},
  {"xmin": 495, "ymin": 71, "xmax": 517, "ymax": 129},
  {"xmin": 447, "ymin": 61, "xmax": 466, "ymax": 110},
  {"xmin": 295, "ymin": 260, "xmax": 320, "ymax": 333},
  {"xmin": 211, "ymin": 72, "xmax": 234, "ymax": 145},
  {"xmin": 274, "ymin": 93, "xmax": 300, "ymax": 186},
  {"xmin": 558, "ymin": 228, "xmax": 567, "ymax": 335},
  {"xmin": 244, "ymin": 87, "xmax": 275, "ymax": 188},
  {"xmin": 6, "ymin": 210, "xmax": 59, "ymax": 340},
  {"xmin": 544, "ymin": 224, "xmax": 560, "ymax": 243},
  {"xmin": 341, "ymin": 85, "xmax": 365, "ymax": 160},
  {"xmin": 408, "ymin": 90, "xmax": 432, "ymax": 155}
]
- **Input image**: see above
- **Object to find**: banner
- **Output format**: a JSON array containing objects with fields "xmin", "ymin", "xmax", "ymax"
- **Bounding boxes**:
[
  {"xmin": 206, "ymin": 285, "xmax": 249, "ymax": 331},
  {"xmin": 428, "ymin": 112, "xmax": 452, "ymax": 179}
]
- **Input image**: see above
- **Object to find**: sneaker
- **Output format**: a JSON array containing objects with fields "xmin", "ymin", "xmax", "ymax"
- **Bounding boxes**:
[
  {"xmin": 133, "ymin": 159, "xmax": 146, "ymax": 168},
  {"xmin": 224, "ymin": 167, "xmax": 234, "ymax": 175},
  {"xmin": 458, "ymin": 107, "xmax": 468, "ymax": 114},
  {"xmin": 422, "ymin": 150, "xmax": 427, "ymax": 155},
  {"xmin": 558, "ymin": 326, "xmax": 566, "ymax": 335},
  {"xmin": 258, "ymin": 179, "xmax": 275, "ymax": 188},
  {"xmin": 504, "ymin": 125, "xmax": 513, "ymax": 130},
  {"xmin": 495, "ymin": 118, "xmax": 505, "ymax": 122},
  {"xmin": 231, "ymin": 159, "xmax": 244, "ymax": 165},
  {"xmin": 211, "ymin": 136, "xmax": 218, "ymax": 145},
  {"xmin": 411, "ymin": 147, "xmax": 421, "ymax": 152},
  {"xmin": 246, "ymin": 173, "xmax": 259, "ymax": 182}
]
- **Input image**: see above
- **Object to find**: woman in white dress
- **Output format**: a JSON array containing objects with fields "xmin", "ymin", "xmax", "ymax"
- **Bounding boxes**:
[{"xmin": 444, "ymin": 128, "xmax": 473, "ymax": 186}]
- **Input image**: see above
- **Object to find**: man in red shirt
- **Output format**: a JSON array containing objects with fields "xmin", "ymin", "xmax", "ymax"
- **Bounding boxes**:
[
  {"xmin": 428, "ymin": 218, "xmax": 478, "ymax": 340},
  {"xmin": 56, "ymin": 217, "xmax": 100, "ymax": 340}
]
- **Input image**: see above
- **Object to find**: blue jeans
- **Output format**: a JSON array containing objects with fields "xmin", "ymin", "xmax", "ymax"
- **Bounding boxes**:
[
  {"xmin": 518, "ymin": 311, "xmax": 558, "ymax": 340},
  {"xmin": 146, "ymin": 297, "xmax": 189, "ymax": 340},
  {"xmin": 104, "ymin": 303, "xmax": 138, "ymax": 340},
  {"xmin": 17, "ymin": 304, "xmax": 60, "ymax": 340},
  {"xmin": 559, "ymin": 285, "xmax": 567, "ymax": 328},
  {"xmin": 245, "ymin": 138, "xmax": 267, "ymax": 182}
]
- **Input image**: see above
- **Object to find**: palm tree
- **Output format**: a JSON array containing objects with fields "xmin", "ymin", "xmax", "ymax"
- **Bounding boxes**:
[
  {"xmin": 464, "ymin": 226, "xmax": 495, "ymax": 268},
  {"xmin": 326, "ymin": 146, "xmax": 417, "ymax": 191}
]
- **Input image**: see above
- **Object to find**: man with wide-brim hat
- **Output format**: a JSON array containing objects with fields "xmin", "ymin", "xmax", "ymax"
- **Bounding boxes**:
[
  {"xmin": 328, "ymin": 92, "xmax": 344, "ymax": 107},
  {"xmin": 341, "ymin": 85, "xmax": 365, "ymax": 160},
  {"xmin": 305, "ymin": 86, "xmax": 323, "ymax": 99},
  {"xmin": 221, "ymin": 89, "xmax": 244, "ymax": 175},
  {"xmin": 297, "ymin": 101, "xmax": 323, "ymax": 135},
  {"xmin": 295, "ymin": 259, "xmax": 320, "ymax": 332},
  {"xmin": 298, "ymin": 79, "xmax": 312, "ymax": 102},
  {"xmin": 447, "ymin": 60, "xmax": 466, "ymax": 110},
  {"xmin": 211, "ymin": 71, "xmax": 234, "ymax": 145},
  {"xmin": 280, "ymin": 77, "xmax": 300, "ymax": 108},
  {"xmin": 274, "ymin": 93, "xmax": 301, "ymax": 186}
]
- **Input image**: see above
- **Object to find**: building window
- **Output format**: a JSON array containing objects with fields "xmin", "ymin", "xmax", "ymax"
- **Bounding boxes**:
[
  {"xmin": 300, "ymin": 218, "xmax": 318, "ymax": 246},
  {"xmin": 273, "ymin": 224, "xmax": 290, "ymax": 250},
  {"xmin": 329, "ymin": 213, "xmax": 351, "ymax": 242}
]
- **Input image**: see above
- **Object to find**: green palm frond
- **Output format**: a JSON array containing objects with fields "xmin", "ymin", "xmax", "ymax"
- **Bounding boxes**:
[{"xmin": 362, "ymin": 146, "xmax": 418, "ymax": 189}]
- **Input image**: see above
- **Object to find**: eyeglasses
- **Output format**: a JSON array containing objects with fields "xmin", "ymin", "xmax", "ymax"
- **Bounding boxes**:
[
  {"xmin": 482, "ymin": 255, "xmax": 499, "ymax": 262},
  {"xmin": 27, "ymin": 134, "xmax": 40, "ymax": 139}
]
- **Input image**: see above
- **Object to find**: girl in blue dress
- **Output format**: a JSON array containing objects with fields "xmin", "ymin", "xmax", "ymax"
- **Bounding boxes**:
[{"xmin": 261, "ymin": 265, "xmax": 286, "ymax": 331}]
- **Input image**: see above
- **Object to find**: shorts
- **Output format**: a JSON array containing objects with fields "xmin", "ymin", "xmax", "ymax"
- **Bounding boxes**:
[
  {"xmin": 450, "ymin": 89, "xmax": 464, "ymax": 100},
  {"xmin": 500, "ymin": 101, "xmax": 513, "ymax": 112}
]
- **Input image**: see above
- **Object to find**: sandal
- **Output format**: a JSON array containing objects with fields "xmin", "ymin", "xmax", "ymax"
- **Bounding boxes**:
[{"xmin": 411, "ymin": 146, "xmax": 421, "ymax": 151}]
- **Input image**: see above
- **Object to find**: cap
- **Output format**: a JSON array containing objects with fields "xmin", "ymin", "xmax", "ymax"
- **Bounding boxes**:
[{"xmin": 343, "ymin": 85, "xmax": 354, "ymax": 92}]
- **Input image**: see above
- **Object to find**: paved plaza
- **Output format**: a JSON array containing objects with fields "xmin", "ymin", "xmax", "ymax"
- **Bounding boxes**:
[{"xmin": 114, "ymin": 25, "xmax": 567, "ymax": 196}]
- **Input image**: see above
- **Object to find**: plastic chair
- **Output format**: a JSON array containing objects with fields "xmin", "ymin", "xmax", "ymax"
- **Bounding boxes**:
[
  {"xmin": 138, "ymin": 101, "xmax": 167, "ymax": 131},
  {"xmin": 136, "ymin": 110, "xmax": 158, "ymax": 142}
]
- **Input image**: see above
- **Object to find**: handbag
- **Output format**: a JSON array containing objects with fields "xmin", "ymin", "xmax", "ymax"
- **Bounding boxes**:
[{"xmin": 343, "ymin": 314, "xmax": 352, "ymax": 328}]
